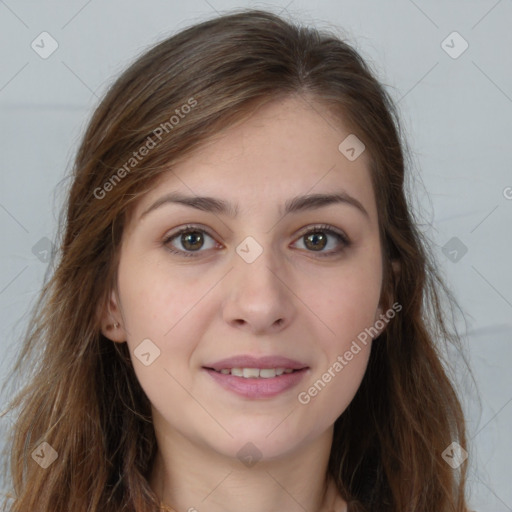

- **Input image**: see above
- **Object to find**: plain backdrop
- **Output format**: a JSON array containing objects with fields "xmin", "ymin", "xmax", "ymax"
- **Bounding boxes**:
[{"xmin": 0, "ymin": 1, "xmax": 511, "ymax": 510}]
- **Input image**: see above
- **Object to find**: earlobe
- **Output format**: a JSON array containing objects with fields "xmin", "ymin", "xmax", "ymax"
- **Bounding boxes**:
[
  {"xmin": 374, "ymin": 259, "xmax": 401, "ymax": 338},
  {"xmin": 391, "ymin": 259, "xmax": 401, "ymax": 279},
  {"xmin": 381, "ymin": 259, "xmax": 401, "ymax": 310},
  {"xmin": 372, "ymin": 306, "xmax": 389, "ymax": 339},
  {"xmin": 99, "ymin": 289, "xmax": 127, "ymax": 343}
]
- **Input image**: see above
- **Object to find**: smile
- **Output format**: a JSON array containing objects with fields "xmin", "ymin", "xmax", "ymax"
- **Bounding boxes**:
[
  {"xmin": 213, "ymin": 367, "xmax": 295, "ymax": 378},
  {"xmin": 203, "ymin": 366, "xmax": 309, "ymax": 399}
]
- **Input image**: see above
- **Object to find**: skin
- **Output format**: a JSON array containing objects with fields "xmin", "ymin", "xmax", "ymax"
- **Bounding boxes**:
[{"xmin": 101, "ymin": 94, "xmax": 390, "ymax": 512}]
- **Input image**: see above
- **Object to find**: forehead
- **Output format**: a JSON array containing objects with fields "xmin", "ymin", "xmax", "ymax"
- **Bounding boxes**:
[{"xmin": 132, "ymin": 95, "xmax": 378, "ymax": 224}]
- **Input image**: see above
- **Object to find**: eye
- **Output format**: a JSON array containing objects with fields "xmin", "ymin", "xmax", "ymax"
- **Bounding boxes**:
[
  {"xmin": 163, "ymin": 225, "xmax": 220, "ymax": 257},
  {"xmin": 163, "ymin": 223, "xmax": 350, "ymax": 258},
  {"xmin": 292, "ymin": 224, "xmax": 350, "ymax": 257}
]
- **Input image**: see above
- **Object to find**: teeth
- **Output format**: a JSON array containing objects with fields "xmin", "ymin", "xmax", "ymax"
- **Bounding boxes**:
[
  {"xmin": 243, "ymin": 368, "xmax": 260, "ymax": 378},
  {"xmin": 216, "ymin": 367, "xmax": 297, "ymax": 378}
]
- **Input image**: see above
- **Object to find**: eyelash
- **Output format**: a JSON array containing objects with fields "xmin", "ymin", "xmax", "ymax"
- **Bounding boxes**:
[{"xmin": 162, "ymin": 223, "xmax": 351, "ymax": 258}]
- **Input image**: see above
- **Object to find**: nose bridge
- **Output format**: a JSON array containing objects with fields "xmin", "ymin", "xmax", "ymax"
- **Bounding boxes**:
[
  {"xmin": 234, "ymin": 232, "xmax": 283, "ymax": 289},
  {"xmin": 221, "ymin": 233, "xmax": 295, "ymax": 333}
]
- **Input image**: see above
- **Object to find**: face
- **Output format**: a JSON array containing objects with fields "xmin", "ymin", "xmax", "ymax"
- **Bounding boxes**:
[{"xmin": 102, "ymin": 94, "xmax": 386, "ymax": 462}]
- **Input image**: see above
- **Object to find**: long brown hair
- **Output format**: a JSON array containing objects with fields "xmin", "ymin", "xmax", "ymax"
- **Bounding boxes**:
[{"xmin": 1, "ymin": 9, "xmax": 469, "ymax": 511}]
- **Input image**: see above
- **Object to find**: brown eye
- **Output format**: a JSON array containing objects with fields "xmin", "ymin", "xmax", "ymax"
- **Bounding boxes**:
[
  {"xmin": 181, "ymin": 231, "xmax": 204, "ymax": 251},
  {"xmin": 304, "ymin": 232, "xmax": 327, "ymax": 251},
  {"xmin": 164, "ymin": 226, "xmax": 218, "ymax": 257},
  {"xmin": 292, "ymin": 225, "xmax": 350, "ymax": 257}
]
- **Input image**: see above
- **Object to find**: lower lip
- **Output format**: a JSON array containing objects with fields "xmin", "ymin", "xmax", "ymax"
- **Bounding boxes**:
[{"xmin": 203, "ymin": 368, "xmax": 308, "ymax": 399}]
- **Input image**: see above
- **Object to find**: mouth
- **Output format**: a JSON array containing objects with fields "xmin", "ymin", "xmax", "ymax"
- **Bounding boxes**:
[
  {"xmin": 206, "ymin": 367, "xmax": 299, "ymax": 378},
  {"xmin": 202, "ymin": 356, "xmax": 309, "ymax": 399}
]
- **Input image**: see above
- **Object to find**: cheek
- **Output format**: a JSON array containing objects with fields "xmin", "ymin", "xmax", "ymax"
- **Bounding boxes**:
[
  {"xmin": 304, "ymin": 344, "xmax": 371, "ymax": 434},
  {"xmin": 296, "ymin": 284, "xmax": 376, "ymax": 434},
  {"xmin": 292, "ymin": 250, "xmax": 381, "ymax": 423},
  {"xmin": 116, "ymin": 255, "xmax": 219, "ymax": 406},
  {"xmin": 298, "ymin": 251, "xmax": 383, "ymax": 344},
  {"xmin": 117, "ymin": 252, "xmax": 217, "ymax": 354}
]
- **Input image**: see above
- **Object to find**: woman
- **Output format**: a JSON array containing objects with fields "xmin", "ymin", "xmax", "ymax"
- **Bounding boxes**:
[{"xmin": 1, "ymin": 9, "xmax": 471, "ymax": 512}]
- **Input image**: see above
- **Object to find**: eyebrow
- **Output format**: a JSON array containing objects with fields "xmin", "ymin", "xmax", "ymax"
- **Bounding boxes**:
[{"xmin": 139, "ymin": 191, "xmax": 369, "ymax": 220}]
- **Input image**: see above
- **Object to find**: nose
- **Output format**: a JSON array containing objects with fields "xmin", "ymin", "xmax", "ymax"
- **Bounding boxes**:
[{"xmin": 221, "ymin": 247, "xmax": 296, "ymax": 335}]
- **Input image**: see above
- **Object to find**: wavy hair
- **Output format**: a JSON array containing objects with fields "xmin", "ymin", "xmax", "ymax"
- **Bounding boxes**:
[{"xmin": 1, "ymin": 9, "xmax": 469, "ymax": 511}]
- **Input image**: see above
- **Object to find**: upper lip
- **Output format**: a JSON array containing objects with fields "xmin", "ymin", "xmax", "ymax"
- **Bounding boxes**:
[{"xmin": 203, "ymin": 355, "xmax": 308, "ymax": 371}]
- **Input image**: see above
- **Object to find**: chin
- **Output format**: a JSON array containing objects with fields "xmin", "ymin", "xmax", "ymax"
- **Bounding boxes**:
[{"xmin": 214, "ymin": 420, "xmax": 319, "ymax": 463}]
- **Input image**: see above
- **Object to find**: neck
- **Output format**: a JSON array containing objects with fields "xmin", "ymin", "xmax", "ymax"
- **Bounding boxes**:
[{"xmin": 148, "ymin": 421, "xmax": 346, "ymax": 512}]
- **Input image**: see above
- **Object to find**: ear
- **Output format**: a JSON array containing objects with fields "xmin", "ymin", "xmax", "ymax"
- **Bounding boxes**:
[
  {"xmin": 379, "ymin": 259, "xmax": 401, "ymax": 310},
  {"xmin": 99, "ymin": 288, "xmax": 127, "ymax": 343},
  {"xmin": 374, "ymin": 259, "xmax": 401, "ymax": 337},
  {"xmin": 389, "ymin": 259, "xmax": 401, "ymax": 294}
]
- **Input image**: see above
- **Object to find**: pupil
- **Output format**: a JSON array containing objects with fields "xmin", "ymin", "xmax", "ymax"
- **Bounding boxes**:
[
  {"xmin": 305, "ymin": 232, "xmax": 326, "ymax": 251},
  {"xmin": 182, "ymin": 231, "xmax": 203, "ymax": 250}
]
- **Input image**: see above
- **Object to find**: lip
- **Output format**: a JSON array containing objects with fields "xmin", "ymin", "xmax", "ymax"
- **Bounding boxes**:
[
  {"xmin": 202, "ymin": 355, "xmax": 309, "ymax": 399},
  {"xmin": 203, "ymin": 355, "xmax": 308, "ymax": 371},
  {"xmin": 204, "ymin": 367, "xmax": 308, "ymax": 399}
]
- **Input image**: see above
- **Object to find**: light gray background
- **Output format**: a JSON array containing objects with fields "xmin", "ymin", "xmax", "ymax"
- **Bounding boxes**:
[{"xmin": 0, "ymin": 1, "xmax": 511, "ymax": 510}]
